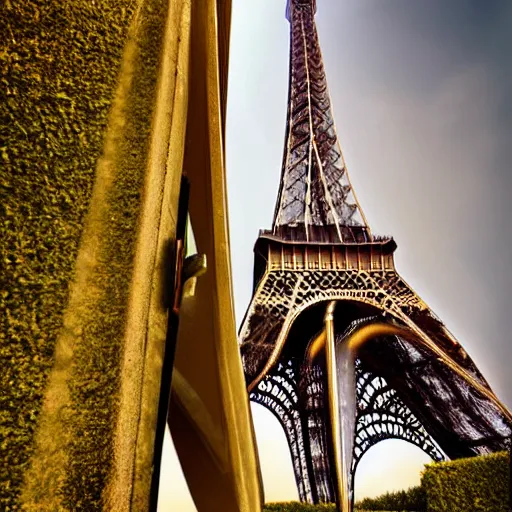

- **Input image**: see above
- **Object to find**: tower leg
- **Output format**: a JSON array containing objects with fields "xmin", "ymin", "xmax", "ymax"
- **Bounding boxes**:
[
  {"xmin": 335, "ymin": 333, "xmax": 357, "ymax": 512},
  {"xmin": 324, "ymin": 302, "xmax": 356, "ymax": 512}
]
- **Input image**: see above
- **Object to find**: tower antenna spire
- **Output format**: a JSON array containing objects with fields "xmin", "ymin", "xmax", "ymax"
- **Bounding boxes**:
[{"xmin": 275, "ymin": 0, "xmax": 370, "ymax": 243}]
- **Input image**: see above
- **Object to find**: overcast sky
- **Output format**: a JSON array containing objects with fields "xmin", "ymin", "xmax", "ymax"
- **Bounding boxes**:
[{"xmin": 160, "ymin": 1, "xmax": 512, "ymax": 508}]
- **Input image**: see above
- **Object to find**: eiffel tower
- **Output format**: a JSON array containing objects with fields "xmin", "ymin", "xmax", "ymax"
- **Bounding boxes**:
[{"xmin": 239, "ymin": 0, "xmax": 512, "ymax": 510}]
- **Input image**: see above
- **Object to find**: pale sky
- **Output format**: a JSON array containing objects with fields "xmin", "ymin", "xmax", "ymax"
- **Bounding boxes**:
[{"xmin": 159, "ymin": 1, "xmax": 512, "ymax": 509}]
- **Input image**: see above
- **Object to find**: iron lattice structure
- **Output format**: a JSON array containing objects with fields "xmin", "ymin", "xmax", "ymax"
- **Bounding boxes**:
[
  {"xmin": 240, "ymin": 0, "xmax": 511, "ymax": 508},
  {"xmin": 250, "ymin": 356, "xmax": 445, "ymax": 503},
  {"xmin": 352, "ymin": 358, "xmax": 444, "ymax": 471},
  {"xmin": 274, "ymin": 0, "xmax": 369, "ymax": 244}
]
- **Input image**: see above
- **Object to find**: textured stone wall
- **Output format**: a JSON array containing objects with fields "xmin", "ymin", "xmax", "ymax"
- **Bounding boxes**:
[{"xmin": 1, "ymin": 0, "xmax": 171, "ymax": 509}]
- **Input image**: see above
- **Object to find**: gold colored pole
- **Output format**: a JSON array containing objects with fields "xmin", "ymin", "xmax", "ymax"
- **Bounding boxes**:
[{"xmin": 324, "ymin": 301, "xmax": 349, "ymax": 512}]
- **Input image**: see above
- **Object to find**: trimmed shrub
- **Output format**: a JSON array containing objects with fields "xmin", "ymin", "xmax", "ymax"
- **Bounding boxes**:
[
  {"xmin": 355, "ymin": 485, "xmax": 426, "ymax": 511},
  {"xmin": 266, "ymin": 452, "xmax": 510, "ymax": 512},
  {"xmin": 264, "ymin": 502, "xmax": 335, "ymax": 512},
  {"xmin": 421, "ymin": 451, "xmax": 509, "ymax": 512}
]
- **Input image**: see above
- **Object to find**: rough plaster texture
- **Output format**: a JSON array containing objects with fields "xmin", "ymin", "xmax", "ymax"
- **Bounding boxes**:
[{"xmin": 1, "ymin": 0, "xmax": 187, "ymax": 509}]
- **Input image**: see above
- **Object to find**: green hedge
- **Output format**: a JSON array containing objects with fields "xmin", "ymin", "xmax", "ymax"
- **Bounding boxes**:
[
  {"xmin": 355, "ymin": 485, "xmax": 426, "ymax": 511},
  {"xmin": 421, "ymin": 451, "xmax": 509, "ymax": 512},
  {"xmin": 264, "ymin": 504, "xmax": 395, "ymax": 512},
  {"xmin": 264, "ymin": 503, "xmax": 335, "ymax": 511},
  {"xmin": 267, "ymin": 452, "xmax": 510, "ymax": 512}
]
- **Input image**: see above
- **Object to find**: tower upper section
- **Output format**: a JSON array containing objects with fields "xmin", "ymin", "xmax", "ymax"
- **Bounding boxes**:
[{"xmin": 273, "ymin": 0, "xmax": 371, "ymax": 243}]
